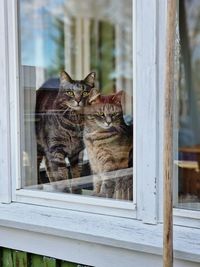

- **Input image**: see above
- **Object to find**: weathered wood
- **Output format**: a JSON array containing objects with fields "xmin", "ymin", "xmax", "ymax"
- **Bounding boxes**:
[
  {"xmin": 135, "ymin": 0, "xmax": 159, "ymax": 224},
  {"xmin": 0, "ymin": 249, "xmax": 1, "ymax": 267},
  {"xmin": 43, "ymin": 257, "xmax": 56, "ymax": 267},
  {"xmin": 0, "ymin": 248, "xmax": 86, "ymax": 267},
  {"xmin": 13, "ymin": 251, "xmax": 28, "ymax": 267},
  {"xmin": 0, "ymin": 0, "xmax": 12, "ymax": 203},
  {"xmin": 60, "ymin": 261, "xmax": 77, "ymax": 267},
  {"xmin": 31, "ymin": 254, "xmax": 44, "ymax": 267},
  {"xmin": 2, "ymin": 248, "xmax": 13, "ymax": 267},
  {"xmin": 163, "ymin": 0, "xmax": 177, "ymax": 267}
]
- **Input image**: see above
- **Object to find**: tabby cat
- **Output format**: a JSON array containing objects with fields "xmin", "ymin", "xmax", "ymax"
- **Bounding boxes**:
[
  {"xmin": 36, "ymin": 71, "xmax": 95, "ymax": 190},
  {"xmin": 84, "ymin": 89, "xmax": 133, "ymax": 200}
]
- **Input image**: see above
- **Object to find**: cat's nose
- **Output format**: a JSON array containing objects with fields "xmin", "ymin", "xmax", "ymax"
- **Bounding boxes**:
[
  {"xmin": 74, "ymin": 92, "xmax": 82, "ymax": 104},
  {"xmin": 106, "ymin": 117, "xmax": 112, "ymax": 124},
  {"xmin": 75, "ymin": 97, "xmax": 82, "ymax": 105},
  {"xmin": 105, "ymin": 118, "xmax": 112, "ymax": 126}
]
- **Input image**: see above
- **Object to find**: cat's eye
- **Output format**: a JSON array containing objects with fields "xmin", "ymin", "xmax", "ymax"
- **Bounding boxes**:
[
  {"xmin": 96, "ymin": 112, "xmax": 104, "ymax": 117},
  {"xmin": 83, "ymin": 91, "xmax": 89, "ymax": 97},
  {"xmin": 66, "ymin": 91, "xmax": 74, "ymax": 96}
]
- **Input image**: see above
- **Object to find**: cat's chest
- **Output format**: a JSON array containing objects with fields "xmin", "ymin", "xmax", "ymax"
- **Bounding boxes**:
[
  {"xmin": 85, "ymin": 132, "xmax": 119, "ymax": 150},
  {"xmin": 58, "ymin": 114, "xmax": 83, "ymax": 132},
  {"xmin": 43, "ymin": 112, "xmax": 84, "ymax": 149},
  {"xmin": 85, "ymin": 132, "xmax": 131, "ymax": 155},
  {"xmin": 43, "ymin": 113, "xmax": 84, "ymax": 155},
  {"xmin": 47, "ymin": 111, "xmax": 83, "ymax": 130}
]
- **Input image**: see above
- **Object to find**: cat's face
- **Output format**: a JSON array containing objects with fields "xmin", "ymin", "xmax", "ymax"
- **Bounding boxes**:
[
  {"xmin": 84, "ymin": 90, "xmax": 124, "ymax": 132},
  {"xmin": 58, "ymin": 71, "xmax": 95, "ymax": 110},
  {"xmin": 85, "ymin": 103, "xmax": 123, "ymax": 131}
]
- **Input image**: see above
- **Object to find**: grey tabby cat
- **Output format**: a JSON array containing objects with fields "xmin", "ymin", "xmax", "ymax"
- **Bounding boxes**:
[
  {"xmin": 36, "ymin": 71, "xmax": 95, "ymax": 189},
  {"xmin": 84, "ymin": 89, "xmax": 133, "ymax": 200}
]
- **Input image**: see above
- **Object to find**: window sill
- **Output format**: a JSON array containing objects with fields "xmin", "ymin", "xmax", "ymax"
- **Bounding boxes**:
[{"xmin": 0, "ymin": 203, "xmax": 199, "ymax": 266}]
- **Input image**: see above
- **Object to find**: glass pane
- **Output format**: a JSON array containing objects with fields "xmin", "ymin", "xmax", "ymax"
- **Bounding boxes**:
[
  {"xmin": 19, "ymin": 0, "xmax": 133, "ymax": 201},
  {"xmin": 175, "ymin": 0, "xmax": 200, "ymax": 209}
]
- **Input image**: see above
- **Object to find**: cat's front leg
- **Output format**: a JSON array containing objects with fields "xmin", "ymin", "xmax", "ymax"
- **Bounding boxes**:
[
  {"xmin": 98, "ymin": 162, "xmax": 116, "ymax": 198},
  {"xmin": 92, "ymin": 174, "xmax": 102, "ymax": 196},
  {"xmin": 37, "ymin": 151, "xmax": 44, "ymax": 184},
  {"xmin": 44, "ymin": 150, "xmax": 70, "ymax": 192},
  {"xmin": 113, "ymin": 177, "xmax": 123, "ymax": 200},
  {"xmin": 99, "ymin": 176, "xmax": 115, "ymax": 198},
  {"xmin": 69, "ymin": 153, "xmax": 82, "ymax": 194}
]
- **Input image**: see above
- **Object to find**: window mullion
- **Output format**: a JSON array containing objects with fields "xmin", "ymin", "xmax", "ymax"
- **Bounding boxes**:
[
  {"xmin": 0, "ymin": 0, "xmax": 12, "ymax": 203},
  {"xmin": 135, "ymin": 0, "xmax": 158, "ymax": 224}
]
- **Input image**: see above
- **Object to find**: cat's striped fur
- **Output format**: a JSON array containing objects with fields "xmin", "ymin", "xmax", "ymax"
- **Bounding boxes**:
[
  {"xmin": 36, "ymin": 71, "xmax": 95, "ymax": 189},
  {"xmin": 84, "ymin": 89, "xmax": 133, "ymax": 200}
]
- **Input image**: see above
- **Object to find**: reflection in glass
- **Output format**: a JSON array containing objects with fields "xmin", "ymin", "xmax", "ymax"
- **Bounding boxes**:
[
  {"xmin": 19, "ymin": 0, "xmax": 133, "ymax": 201},
  {"xmin": 176, "ymin": 0, "xmax": 200, "ymax": 209}
]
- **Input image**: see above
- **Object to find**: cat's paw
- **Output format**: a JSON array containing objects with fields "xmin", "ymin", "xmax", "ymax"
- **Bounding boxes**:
[
  {"xmin": 92, "ymin": 191, "xmax": 113, "ymax": 198},
  {"xmin": 91, "ymin": 191, "xmax": 100, "ymax": 197},
  {"xmin": 71, "ymin": 187, "xmax": 82, "ymax": 194},
  {"xmin": 62, "ymin": 186, "xmax": 71, "ymax": 193}
]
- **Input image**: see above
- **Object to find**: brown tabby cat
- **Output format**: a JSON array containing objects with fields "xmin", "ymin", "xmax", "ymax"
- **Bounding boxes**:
[
  {"xmin": 84, "ymin": 89, "xmax": 133, "ymax": 200},
  {"xmin": 36, "ymin": 71, "xmax": 95, "ymax": 190}
]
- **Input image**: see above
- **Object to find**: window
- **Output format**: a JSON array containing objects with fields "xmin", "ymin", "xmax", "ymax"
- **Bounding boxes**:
[
  {"xmin": 18, "ymin": 0, "xmax": 134, "ymax": 203},
  {"xmin": 2, "ymin": 1, "xmax": 198, "ymax": 266},
  {"xmin": 1, "ymin": 0, "xmax": 200, "ymax": 265},
  {"xmin": 1, "ymin": 0, "xmax": 159, "ymax": 222},
  {"xmin": 174, "ymin": 0, "xmax": 200, "ymax": 211}
]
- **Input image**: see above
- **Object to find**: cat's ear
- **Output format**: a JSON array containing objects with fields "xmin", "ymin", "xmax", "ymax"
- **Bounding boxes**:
[
  {"xmin": 112, "ymin": 90, "xmax": 124, "ymax": 105},
  {"xmin": 88, "ymin": 88, "xmax": 100, "ymax": 104},
  {"xmin": 60, "ymin": 71, "xmax": 72, "ymax": 83},
  {"xmin": 84, "ymin": 72, "xmax": 96, "ymax": 87}
]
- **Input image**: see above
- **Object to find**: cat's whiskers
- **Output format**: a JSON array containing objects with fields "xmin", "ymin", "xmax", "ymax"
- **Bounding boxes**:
[{"xmin": 62, "ymin": 107, "xmax": 70, "ymax": 116}]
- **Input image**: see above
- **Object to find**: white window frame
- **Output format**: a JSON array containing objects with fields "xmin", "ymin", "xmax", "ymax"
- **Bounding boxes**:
[
  {"xmin": 1, "ymin": 0, "xmax": 200, "ymax": 266},
  {"xmin": 1, "ymin": 0, "xmax": 160, "ymax": 222},
  {"xmin": 10, "ymin": 0, "xmax": 136, "ymax": 219},
  {"xmin": 0, "ymin": 0, "xmax": 161, "ymax": 230}
]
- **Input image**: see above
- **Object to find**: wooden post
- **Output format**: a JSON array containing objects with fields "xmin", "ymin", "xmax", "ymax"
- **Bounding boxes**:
[{"xmin": 163, "ymin": 0, "xmax": 177, "ymax": 267}]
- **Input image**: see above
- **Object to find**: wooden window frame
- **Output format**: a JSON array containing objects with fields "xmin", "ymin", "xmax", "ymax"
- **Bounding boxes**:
[
  {"xmin": 1, "ymin": 0, "xmax": 199, "ymax": 266},
  {"xmin": 0, "ymin": 0, "xmax": 159, "ymax": 222},
  {"xmin": 1, "ymin": 0, "xmax": 155, "ymax": 224}
]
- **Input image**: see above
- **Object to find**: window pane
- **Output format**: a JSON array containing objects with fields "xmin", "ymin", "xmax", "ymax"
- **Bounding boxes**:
[
  {"xmin": 19, "ymin": 0, "xmax": 133, "ymax": 201},
  {"xmin": 176, "ymin": 0, "xmax": 200, "ymax": 209}
]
